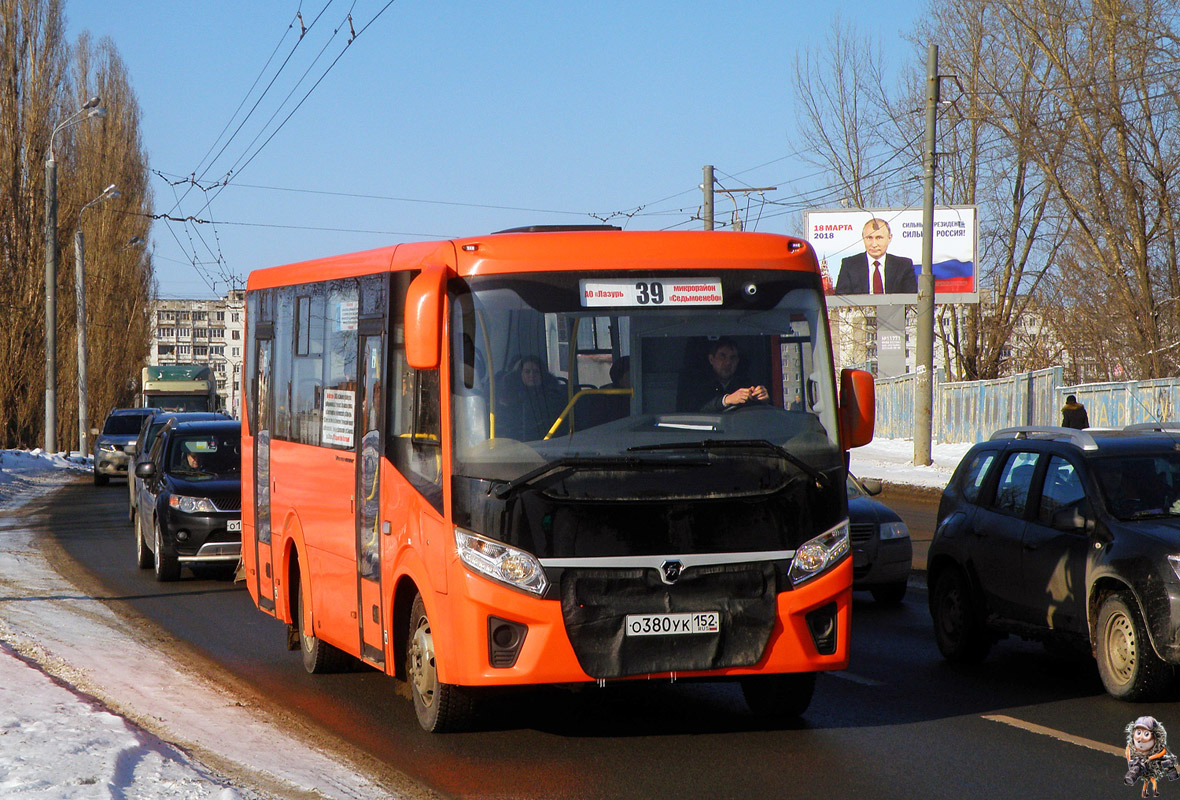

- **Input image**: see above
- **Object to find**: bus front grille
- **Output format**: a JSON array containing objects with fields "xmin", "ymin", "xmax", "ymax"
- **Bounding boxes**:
[{"xmin": 558, "ymin": 562, "xmax": 777, "ymax": 679}]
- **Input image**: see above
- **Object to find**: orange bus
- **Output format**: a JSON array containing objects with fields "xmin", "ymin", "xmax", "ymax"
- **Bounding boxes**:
[{"xmin": 242, "ymin": 227, "xmax": 875, "ymax": 732}]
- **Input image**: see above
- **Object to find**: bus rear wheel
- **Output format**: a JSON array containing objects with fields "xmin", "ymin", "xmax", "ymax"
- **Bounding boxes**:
[
  {"xmin": 295, "ymin": 580, "xmax": 350, "ymax": 674},
  {"xmin": 740, "ymin": 672, "xmax": 816, "ymax": 717},
  {"xmin": 407, "ymin": 593, "xmax": 476, "ymax": 732}
]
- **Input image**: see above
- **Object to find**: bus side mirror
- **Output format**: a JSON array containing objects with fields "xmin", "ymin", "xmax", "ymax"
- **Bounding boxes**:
[
  {"xmin": 839, "ymin": 368, "xmax": 875, "ymax": 449},
  {"xmin": 405, "ymin": 265, "xmax": 449, "ymax": 370}
]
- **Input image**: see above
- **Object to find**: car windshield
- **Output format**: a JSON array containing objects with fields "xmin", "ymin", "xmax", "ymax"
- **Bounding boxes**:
[
  {"xmin": 168, "ymin": 433, "xmax": 240, "ymax": 480},
  {"xmin": 103, "ymin": 413, "xmax": 149, "ymax": 436},
  {"xmin": 148, "ymin": 396, "xmax": 210, "ymax": 412},
  {"xmin": 1093, "ymin": 454, "xmax": 1180, "ymax": 520},
  {"xmin": 445, "ymin": 270, "xmax": 843, "ymax": 490}
]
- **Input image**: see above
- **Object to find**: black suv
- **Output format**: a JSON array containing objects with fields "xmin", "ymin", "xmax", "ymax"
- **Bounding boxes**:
[
  {"xmin": 929, "ymin": 424, "xmax": 1180, "ymax": 700},
  {"xmin": 133, "ymin": 419, "xmax": 242, "ymax": 581}
]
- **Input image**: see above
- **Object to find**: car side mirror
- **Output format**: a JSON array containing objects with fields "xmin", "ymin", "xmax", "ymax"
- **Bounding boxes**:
[
  {"xmin": 134, "ymin": 462, "xmax": 156, "ymax": 479},
  {"xmin": 1052, "ymin": 500, "xmax": 1095, "ymax": 533},
  {"xmin": 89, "ymin": 427, "xmax": 100, "ymax": 438},
  {"xmin": 858, "ymin": 477, "xmax": 883, "ymax": 496}
]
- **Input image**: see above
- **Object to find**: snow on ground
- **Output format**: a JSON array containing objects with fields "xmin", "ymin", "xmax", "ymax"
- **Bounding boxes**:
[
  {"xmin": 0, "ymin": 437, "xmax": 968, "ymax": 798},
  {"xmin": 849, "ymin": 437, "xmax": 970, "ymax": 490},
  {"xmin": 0, "ymin": 451, "xmax": 398, "ymax": 799}
]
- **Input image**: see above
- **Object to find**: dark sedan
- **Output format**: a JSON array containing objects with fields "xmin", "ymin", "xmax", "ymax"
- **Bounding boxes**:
[
  {"xmin": 848, "ymin": 474, "xmax": 913, "ymax": 605},
  {"xmin": 134, "ymin": 419, "xmax": 242, "ymax": 581}
]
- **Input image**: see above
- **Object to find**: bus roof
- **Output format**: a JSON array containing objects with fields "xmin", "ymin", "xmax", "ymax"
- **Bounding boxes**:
[{"xmin": 246, "ymin": 230, "xmax": 817, "ymax": 291}]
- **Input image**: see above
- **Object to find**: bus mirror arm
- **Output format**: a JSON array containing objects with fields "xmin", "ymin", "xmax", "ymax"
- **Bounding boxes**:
[
  {"xmin": 405, "ymin": 264, "xmax": 451, "ymax": 370},
  {"xmin": 838, "ymin": 368, "xmax": 875, "ymax": 449}
]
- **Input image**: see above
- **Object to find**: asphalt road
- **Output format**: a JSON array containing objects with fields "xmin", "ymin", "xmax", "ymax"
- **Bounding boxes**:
[{"xmin": 40, "ymin": 477, "xmax": 1171, "ymax": 800}]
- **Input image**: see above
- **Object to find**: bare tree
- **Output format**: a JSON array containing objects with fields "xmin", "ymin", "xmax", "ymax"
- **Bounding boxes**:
[
  {"xmin": 0, "ymin": 0, "xmax": 69, "ymax": 448},
  {"xmin": 0, "ymin": 0, "xmax": 153, "ymax": 449},
  {"xmin": 1006, "ymin": 0, "xmax": 1180, "ymax": 380}
]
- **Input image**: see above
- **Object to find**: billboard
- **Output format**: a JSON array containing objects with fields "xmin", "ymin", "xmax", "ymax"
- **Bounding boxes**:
[{"xmin": 803, "ymin": 206, "xmax": 978, "ymax": 307}]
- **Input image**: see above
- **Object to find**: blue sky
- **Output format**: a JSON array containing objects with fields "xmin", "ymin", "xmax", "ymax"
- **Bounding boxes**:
[{"xmin": 64, "ymin": 1, "xmax": 925, "ymax": 299}]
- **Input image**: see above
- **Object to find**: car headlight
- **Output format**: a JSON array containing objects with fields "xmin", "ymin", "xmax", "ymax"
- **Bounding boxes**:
[
  {"xmin": 98, "ymin": 443, "xmax": 118, "ymax": 453},
  {"xmin": 169, "ymin": 494, "xmax": 218, "ymax": 514},
  {"xmin": 880, "ymin": 521, "xmax": 910, "ymax": 540},
  {"xmin": 789, "ymin": 521, "xmax": 850, "ymax": 586},
  {"xmin": 455, "ymin": 528, "xmax": 548, "ymax": 596}
]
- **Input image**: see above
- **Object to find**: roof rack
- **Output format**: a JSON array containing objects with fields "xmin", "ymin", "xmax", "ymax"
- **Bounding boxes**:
[
  {"xmin": 990, "ymin": 425, "xmax": 1099, "ymax": 451},
  {"xmin": 1124, "ymin": 422, "xmax": 1180, "ymax": 432}
]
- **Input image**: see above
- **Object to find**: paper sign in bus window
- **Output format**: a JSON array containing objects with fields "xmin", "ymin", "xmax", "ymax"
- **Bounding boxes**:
[{"xmin": 322, "ymin": 389, "xmax": 356, "ymax": 447}]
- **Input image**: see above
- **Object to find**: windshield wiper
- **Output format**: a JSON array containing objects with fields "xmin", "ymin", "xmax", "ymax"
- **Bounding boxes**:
[
  {"xmin": 491, "ymin": 455, "xmax": 707, "ymax": 501},
  {"xmin": 627, "ymin": 438, "xmax": 831, "ymax": 488}
]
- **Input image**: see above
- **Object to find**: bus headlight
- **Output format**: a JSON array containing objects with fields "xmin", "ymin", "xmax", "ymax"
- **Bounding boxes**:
[
  {"xmin": 455, "ymin": 528, "xmax": 549, "ymax": 596},
  {"xmin": 788, "ymin": 522, "xmax": 850, "ymax": 586}
]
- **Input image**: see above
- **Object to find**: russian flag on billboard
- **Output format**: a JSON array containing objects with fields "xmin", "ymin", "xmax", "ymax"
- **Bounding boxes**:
[{"xmin": 932, "ymin": 258, "xmax": 973, "ymax": 293}]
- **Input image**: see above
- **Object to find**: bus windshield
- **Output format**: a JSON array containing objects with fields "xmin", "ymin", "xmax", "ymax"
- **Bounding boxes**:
[{"xmin": 449, "ymin": 270, "xmax": 843, "ymax": 492}]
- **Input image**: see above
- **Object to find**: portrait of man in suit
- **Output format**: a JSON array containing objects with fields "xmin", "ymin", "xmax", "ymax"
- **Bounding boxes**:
[{"xmin": 835, "ymin": 218, "xmax": 918, "ymax": 296}]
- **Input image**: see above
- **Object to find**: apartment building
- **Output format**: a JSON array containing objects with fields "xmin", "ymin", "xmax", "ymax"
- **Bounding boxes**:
[{"xmin": 149, "ymin": 290, "xmax": 245, "ymax": 417}]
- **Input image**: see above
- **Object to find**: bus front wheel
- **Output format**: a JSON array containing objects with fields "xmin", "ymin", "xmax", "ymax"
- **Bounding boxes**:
[{"xmin": 407, "ymin": 593, "xmax": 476, "ymax": 732}]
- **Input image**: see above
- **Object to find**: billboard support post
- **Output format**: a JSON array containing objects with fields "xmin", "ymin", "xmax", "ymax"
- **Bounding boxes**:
[{"xmin": 914, "ymin": 43, "xmax": 939, "ymax": 467}]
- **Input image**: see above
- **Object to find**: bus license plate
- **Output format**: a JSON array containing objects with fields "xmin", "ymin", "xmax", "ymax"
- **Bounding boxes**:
[
  {"xmin": 227, "ymin": 519, "xmax": 241, "ymax": 532},
  {"xmin": 625, "ymin": 612, "xmax": 720, "ymax": 637}
]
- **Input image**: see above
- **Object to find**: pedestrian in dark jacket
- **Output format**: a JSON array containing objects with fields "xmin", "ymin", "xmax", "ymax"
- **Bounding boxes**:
[{"xmin": 1061, "ymin": 394, "xmax": 1090, "ymax": 429}]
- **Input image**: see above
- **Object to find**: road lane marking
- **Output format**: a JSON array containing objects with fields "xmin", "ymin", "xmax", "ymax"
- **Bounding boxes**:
[
  {"xmin": 982, "ymin": 714, "xmax": 1124, "ymax": 758},
  {"xmin": 826, "ymin": 671, "xmax": 884, "ymax": 686}
]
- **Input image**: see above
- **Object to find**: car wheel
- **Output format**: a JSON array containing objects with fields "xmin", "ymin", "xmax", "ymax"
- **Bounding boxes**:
[
  {"xmin": 295, "ymin": 579, "xmax": 351, "ymax": 674},
  {"xmin": 94, "ymin": 472, "xmax": 109, "ymax": 487},
  {"xmin": 152, "ymin": 520, "xmax": 181, "ymax": 582},
  {"xmin": 870, "ymin": 581, "xmax": 908, "ymax": 606},
  {"xmin": 1095, "ymin": 591, "xmax": 1173, "ymax": 701},
  {"xmin": 134, "ymin": 515, "xmax": 151, "ymax": 569},
  {"xmin": 407, "ymin": 593, "xmax": 476, "ymax": 732},
  {"xmin": 931, "ymin": 567, "xmax": 991, "ymax": 662},
  {"xmin": 739, "ymin": 672, "xmax": 816, "ymax": 717}
]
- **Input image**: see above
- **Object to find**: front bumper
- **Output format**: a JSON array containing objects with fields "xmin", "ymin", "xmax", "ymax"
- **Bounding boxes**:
[
  {"xmin": 852, "ymin": 537, "xmax": 913, "ymax": 588},
  {"xmin": 160, "ymin": 507, "xmax": 242, "ymax": 563},
  {"xmin": 94, "ymin": 449, "xmax": 130, "ymax": 477},
  {"xmin": 428, "ymin": 556, "xmax": 852, "ymax": 687}
]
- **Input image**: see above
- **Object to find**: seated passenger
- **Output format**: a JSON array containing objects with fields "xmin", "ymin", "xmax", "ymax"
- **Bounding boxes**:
[
  {"xmin": 676, "ymin": 337, "xmax": 769, "ymax": 413},
  {"xmin": 495, "ymin": 355, "xmax": 568, "ymax": 440},
  {"xmin": 607, "ymin": 356, "xmax": 631, "ymax": 389}
]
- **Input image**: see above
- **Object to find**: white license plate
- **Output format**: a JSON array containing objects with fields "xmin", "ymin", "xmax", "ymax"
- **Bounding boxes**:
[
  {"xmin": 625, "ymin": 612, "xmax": 720, "ymax": 637},
  {"xmin": 227, "ymin": 519, "xmax": 241, "ymax": 532}
]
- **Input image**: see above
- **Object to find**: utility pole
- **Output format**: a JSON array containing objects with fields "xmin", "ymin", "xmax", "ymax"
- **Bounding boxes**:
[
  {"xmin": 702, "ymin": 165, "xmax": 714, "ymax": 231},
  {"xmin": 914, "ymin": 44, "xmax": 939, "ymax": 466},
  {"xmin": 715, "ymin": 186, "xmax": 778, "ymax": 232},
  {"xmin": 75, "ymin": 184, "xmax": 120, "ymax": 457},
  {"xmin": 45, "ymin": 96, "xmax": 104, "ymax": 452}
]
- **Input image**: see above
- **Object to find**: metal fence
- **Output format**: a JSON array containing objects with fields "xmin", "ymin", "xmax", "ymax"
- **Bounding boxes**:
[{"xmin": 873, "ymin": 366, "xmax": 1180, "ymax": 444}]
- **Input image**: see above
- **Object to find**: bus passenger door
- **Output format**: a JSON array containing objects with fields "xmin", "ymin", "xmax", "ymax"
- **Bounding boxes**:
[
  {"xmin": 356, "ymin": 333, "xmax": 386, "ymax": 666},
  {"xmin": 253, "ymin": 338, "xmax": 276, "ymax": 612}
]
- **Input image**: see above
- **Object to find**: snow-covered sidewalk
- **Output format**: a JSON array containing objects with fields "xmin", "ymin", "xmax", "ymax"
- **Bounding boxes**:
[{"xmin": 0, "ymin": 451, "xmax": 394, "ymax": 799}]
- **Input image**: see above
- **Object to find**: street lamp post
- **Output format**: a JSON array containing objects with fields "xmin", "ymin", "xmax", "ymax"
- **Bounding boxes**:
[
  {"xmin": 75, "ymin": 184, "xmax": 120, "ymax": 457},
  {"xmin": 45, "ymin": 96, "xmax": 105, "ymax": 452}
]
